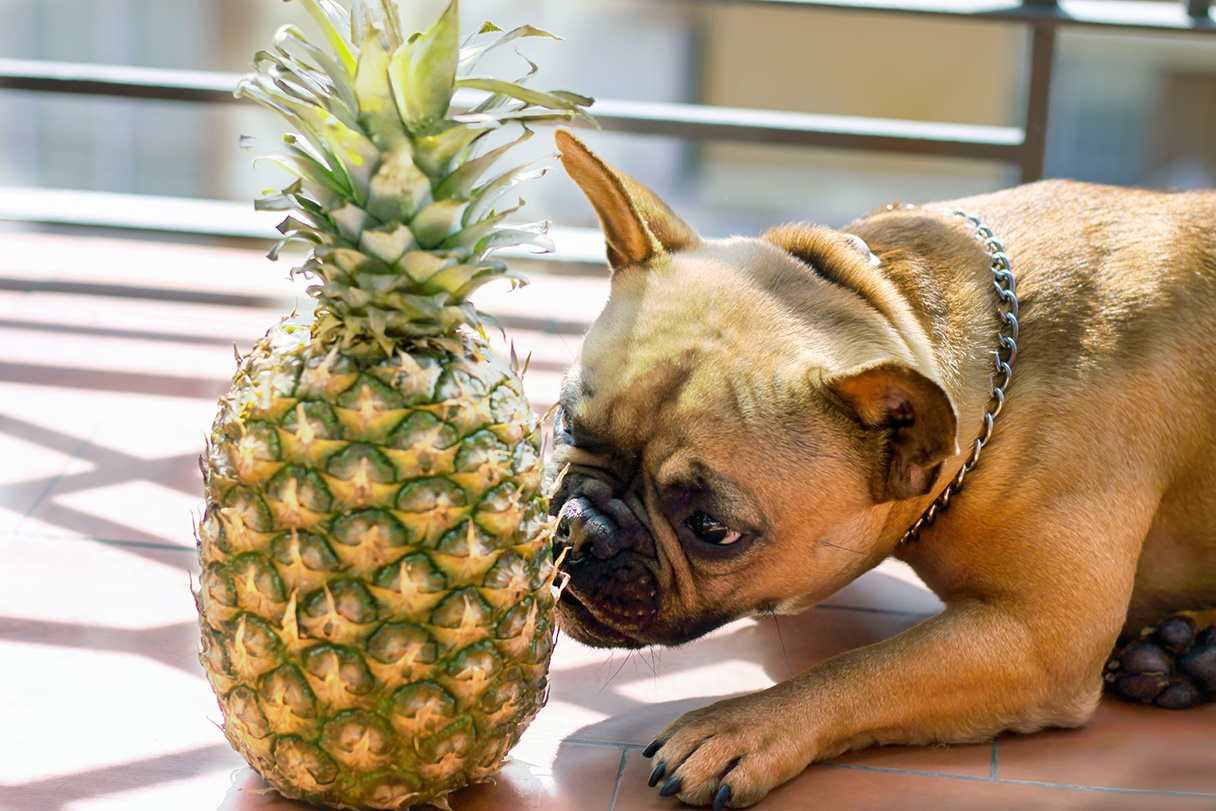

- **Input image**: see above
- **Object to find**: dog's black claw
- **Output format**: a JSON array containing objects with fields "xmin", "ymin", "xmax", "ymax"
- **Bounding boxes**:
[
  {"xmin": 1155, "ymin": 675, "xmax": 1204, "ymax": 709},
  {"xmin": 648, "ymin": 762, "xmax": 667, "ymax": 788},
  {"xmin": 1178, "ymin": 642, "xmax": 1216, "ymax": 694},
  {"xmin": 1155, "ymin": 615, "xmax": 1196, "ymax": 654},
  {"xmin": 642, "ymin": 739, "xmax": 663, "ymax": 759},
  {"xmin": 659, "ymin": 777, "xmax": 682, "ymax": 797},
  {"xmin": 713, "ymin": 784, "xmax": 732, "ymax": 811},
  {"xmin": 1113, "ymin": 671, "xmax": 1170, "ymax": 703}
]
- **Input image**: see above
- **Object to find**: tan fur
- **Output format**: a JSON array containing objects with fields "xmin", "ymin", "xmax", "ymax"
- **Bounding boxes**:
[{"xmin": 553, "ymin": 134, "xmax": 1216, "ymax": 808}]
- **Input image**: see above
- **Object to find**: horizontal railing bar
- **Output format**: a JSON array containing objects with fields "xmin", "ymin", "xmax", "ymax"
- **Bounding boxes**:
[
  {"xmin": 0, "ymin": 187, "xmax": 609, "ymax": 266},
  {"xmin": 0, "ymin": 278, "xmax": 595, "ymax": 336},
  {"xmin": 0, "ymin": 59, "xmax": 240, "ymax": 104},
  {"xmin": 678, "ymin": 0, "xmax": 1214, "ymax": 33},
  {"xmin": 589, "ymin": 98, "xmax": 1023, "ymax": 159},
  {"xmin": 0, "ymin": 59, "xmax": 1025, "ymax": 160}
]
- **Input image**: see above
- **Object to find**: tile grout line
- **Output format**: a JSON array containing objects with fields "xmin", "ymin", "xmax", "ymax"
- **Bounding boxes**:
[
  {"xmin": 606, "ymin": 746, "xmax": 630, "ymax": 811},
  {"xmin": 824, "ymin": 762, "xmax": 994, "ymax": 784},
  {"xmin": 825, "ymin": 762, "xmax": 1216, "ymax": 799},
  {"xmin": 996, "ymin": 777, "xmax": 1216, "ymax": 800}
]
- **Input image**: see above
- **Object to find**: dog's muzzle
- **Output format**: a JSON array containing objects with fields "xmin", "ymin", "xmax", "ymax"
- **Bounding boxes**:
[{"xmin": 549, "ymin": 472, "xmax": 660, "ymax": 643}]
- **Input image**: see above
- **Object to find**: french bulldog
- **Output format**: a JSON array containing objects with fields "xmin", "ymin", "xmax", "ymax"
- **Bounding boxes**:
[{"xmin": 546, "ymin": 130, "xmax": 1216, "ymax": 809}]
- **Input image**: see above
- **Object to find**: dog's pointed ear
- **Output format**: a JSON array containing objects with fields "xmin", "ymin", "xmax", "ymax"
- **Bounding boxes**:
[
  {"xmin": 555, "ymin": 130, "xmax": 698, "ymax": 271},
  {"xmin": 825, "ymin": 361, "xmax": 960, "ymax": 503}
]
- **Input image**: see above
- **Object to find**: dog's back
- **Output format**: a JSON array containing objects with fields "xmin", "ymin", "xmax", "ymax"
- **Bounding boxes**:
[{"xmin": 948, "ymin": 181, "xmax": 1216, "ymax": 627}]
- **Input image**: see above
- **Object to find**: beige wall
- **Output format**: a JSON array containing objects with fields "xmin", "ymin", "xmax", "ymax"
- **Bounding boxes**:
[
  {"xmin": 700, "ymin": 5, "xmax": 1024, "ymax": 125},
  {"xmin": 688, "ymin": 5, "xmax": 1026, "ymax": 225}
]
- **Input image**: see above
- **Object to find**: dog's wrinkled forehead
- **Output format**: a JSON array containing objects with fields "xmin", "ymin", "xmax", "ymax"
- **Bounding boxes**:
[{"xmin": 569, "ymin": 239, "xmax": 823, "ymax": 446}]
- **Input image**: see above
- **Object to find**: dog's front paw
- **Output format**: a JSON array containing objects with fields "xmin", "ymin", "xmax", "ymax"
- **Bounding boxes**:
[{"xmin": 642, "ymin": 691, "xmax": 814, "ymax": 809}]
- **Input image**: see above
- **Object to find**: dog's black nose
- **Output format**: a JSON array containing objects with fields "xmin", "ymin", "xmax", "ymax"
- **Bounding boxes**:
[{"xmin": 555, "ymin": 496, "xmax": 622, "ymax": 561}]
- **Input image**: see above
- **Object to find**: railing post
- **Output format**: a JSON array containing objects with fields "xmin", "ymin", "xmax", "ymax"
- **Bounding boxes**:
[{"xmin": 1019, "ymin": 23, "xmax": 1056, "ymax": 182}]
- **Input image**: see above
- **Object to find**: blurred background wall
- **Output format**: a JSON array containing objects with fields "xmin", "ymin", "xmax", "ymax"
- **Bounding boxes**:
[{"xmin": 1, "ymin": 0, "xmax": 1214, "ymax": 234}]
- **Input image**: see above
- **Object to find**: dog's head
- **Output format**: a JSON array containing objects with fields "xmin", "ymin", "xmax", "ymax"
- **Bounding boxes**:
[{"xmin": 547, "ymin": 132, "xmax": 959, "ymax": 648}]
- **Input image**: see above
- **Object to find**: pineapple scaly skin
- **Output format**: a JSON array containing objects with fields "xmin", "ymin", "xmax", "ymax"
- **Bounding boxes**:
[
  {"xmin": 196, "ymin": 2, "xmax": 589, "ymax": 807},
  {"xmin": 199, "ymin": 323, "xmax": 555, "ymax": 809}
]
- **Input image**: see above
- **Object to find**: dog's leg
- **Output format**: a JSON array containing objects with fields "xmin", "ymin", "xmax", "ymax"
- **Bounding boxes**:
[
  {"xmin": 1106, "ymin": 609, "xmax": 1216, "ymax": 708},
  {"xmin": 642, "ymin": 502, "xmax": 1149, "ymax": 809}
]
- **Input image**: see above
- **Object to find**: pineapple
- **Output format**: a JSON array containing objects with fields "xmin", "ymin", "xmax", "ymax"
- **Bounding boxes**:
[{"xmin": 195, "ymin": 2, "xmax": 591, "ymax": 808}]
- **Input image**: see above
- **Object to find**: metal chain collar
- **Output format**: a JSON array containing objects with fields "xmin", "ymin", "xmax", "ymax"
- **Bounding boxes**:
[{"xmin": 898, "ymin": 208, "xmax": 1020, "ymax": 545}]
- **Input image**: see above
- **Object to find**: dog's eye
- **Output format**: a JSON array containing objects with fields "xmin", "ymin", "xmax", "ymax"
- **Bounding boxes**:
[{"xmin": 684, "ymin": 511, "xmax": 742, "ymax": 546}]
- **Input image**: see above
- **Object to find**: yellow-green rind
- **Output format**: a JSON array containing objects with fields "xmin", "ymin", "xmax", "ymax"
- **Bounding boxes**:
[
  {"xmin": 201, "ymin": 3, "xmax": 585, "ymax": 804},
  {"xmin": 197, "ymin": 321, "xmax": 558, "ymax": 810}
]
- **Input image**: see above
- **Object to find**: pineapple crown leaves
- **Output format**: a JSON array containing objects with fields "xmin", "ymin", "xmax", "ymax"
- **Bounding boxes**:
[{"xmin": 238, "ymin": 0, "xmax": 594, "ymax": 349}]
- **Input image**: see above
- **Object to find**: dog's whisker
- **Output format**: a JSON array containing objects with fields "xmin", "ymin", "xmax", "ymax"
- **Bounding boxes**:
[
  {"xmin": 601, "ymin": 649, "xmax": 634, "ymax": 691},
  {"xmin": 771, "ymin": 612, "xmax": 793, "ymax": 680},
  {"xmin": 819, "ymin": 538, "xmax": 866, "ymax": 556},
  {"xmin": 645, "ymin": 645, "xmax": 660, "ymax": 679}
]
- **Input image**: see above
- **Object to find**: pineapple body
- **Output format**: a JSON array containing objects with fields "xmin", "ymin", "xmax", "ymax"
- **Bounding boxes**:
[{"xmin": 198, "ymin": 322, "xmax": 555, "ymax": 809}]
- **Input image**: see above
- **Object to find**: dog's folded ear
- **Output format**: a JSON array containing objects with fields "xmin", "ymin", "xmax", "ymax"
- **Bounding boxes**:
[
  {"xmin": 555, "ymin": 130, "xmax": 698, "ymax": 271},
  {"xmin": 825, "ymin": 362, "xmax": 960, "ymax": 502}
]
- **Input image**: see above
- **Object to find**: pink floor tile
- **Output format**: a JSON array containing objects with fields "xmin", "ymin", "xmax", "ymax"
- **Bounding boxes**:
[
  {"xmin": 996, "ymin": 699, "xmax": 1216, "ymax": 794},
  {"xmin": 539, "ymin": 607, "xmax": 928, "ymax": 747},
  {"xmin": 613, "ymin": 749, "xmax": 1216, "ymax": 811},
  {"xmin": 15, "ymin": 392, "xmax": 215, "ymax": 545}
]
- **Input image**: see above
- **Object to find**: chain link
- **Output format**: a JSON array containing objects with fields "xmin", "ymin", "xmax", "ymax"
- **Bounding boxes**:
[{"xmin": 898, "ymin": 208, "xmax": 1020, "ymax": 545}]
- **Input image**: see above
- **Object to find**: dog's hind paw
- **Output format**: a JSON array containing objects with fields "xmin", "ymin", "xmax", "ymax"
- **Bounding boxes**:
[{"xmin": 1105, "ymin": 613, "xmax": 1216, "ymax": 709}]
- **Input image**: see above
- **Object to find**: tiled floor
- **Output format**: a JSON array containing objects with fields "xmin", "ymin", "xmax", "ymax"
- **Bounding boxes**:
[{"xmin": 1, "ymin": 229, "xmax": 1213, "ymax": 811}]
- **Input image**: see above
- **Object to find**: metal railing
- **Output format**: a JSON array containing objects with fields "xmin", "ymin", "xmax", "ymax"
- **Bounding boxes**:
[{"xmin": 0, "ymin": 0, "xmax": 1213, "ymax": 248}]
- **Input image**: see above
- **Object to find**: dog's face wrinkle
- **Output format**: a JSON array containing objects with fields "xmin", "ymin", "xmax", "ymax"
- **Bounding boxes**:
[
  {"xmin": 550, "ymin": 397, "xmax": 762, "ymax": 636},
  {"xmin": 551, "ymin": 411, "xmax": 798, "ymax": 646}
]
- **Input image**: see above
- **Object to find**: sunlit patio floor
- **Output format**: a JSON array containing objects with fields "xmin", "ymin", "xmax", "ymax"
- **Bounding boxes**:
[{"xmin": 2, "ymin": 229, "xmax": 1213, "ymax": 810}]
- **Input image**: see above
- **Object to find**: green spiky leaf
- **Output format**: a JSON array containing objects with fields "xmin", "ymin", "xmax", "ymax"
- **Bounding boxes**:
[
  {"xmin": 434, "ymin": 126, "xmax": 533, "ymax": 201},
  {"xmin": 354, "ymin": 34, "xmax": 403, "ymax": 146},
  {"xmin": 455, "ymin": 77, "xmax": 592, "ymax": 114},
  {"xmin": 389, "ymin": 0, "xmax": 460, "ymax": 133},
  {"xmin": 459, "ymin": 24, "xmax": 560, "ymax": 71},
  {"xmin": 412, "ymin": 123, "xmax": 495, "ymax": 177},
  {"xmin": 275, "ymin": 25, "xmax": 358, "ymax": 112},
  {"xmin": 240, "ymin": 0, "xmax": 595, "ymax": 342},
  {"xmin": 292, "ymin": 0, "xmax": 358, "ymax": 76}
]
